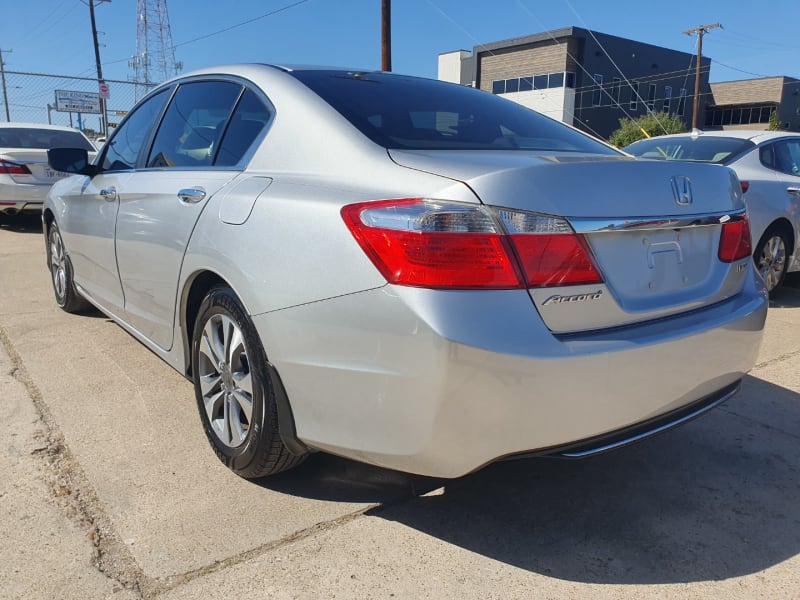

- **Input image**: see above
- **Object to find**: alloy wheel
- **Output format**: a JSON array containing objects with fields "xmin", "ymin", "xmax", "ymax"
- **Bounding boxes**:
[
  {"xmin": 197, "ymin": 313, "xmax": 254, "ymax": 448},
  {"xmin": 49, "ymin": 228, "xmax": 67, "ymax": 301},
  {"xmin": 756, "ymin": 234, "xmax": 787, "ymax": 292}
]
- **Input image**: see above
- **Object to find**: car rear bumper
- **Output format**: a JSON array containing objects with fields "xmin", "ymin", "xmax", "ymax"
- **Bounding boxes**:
[
  {"xmin": 0, "ymin": 180, "xmax": 49, "ymax": 214},
  {"xmin": 253, "ymin": 270, "xmax": 768, "ymax": 478}
]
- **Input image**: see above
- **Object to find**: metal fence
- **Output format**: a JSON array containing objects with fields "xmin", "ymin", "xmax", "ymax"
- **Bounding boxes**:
[{"xmin": 1, "ymin": 70, "xmax": 157, "ymax": 139}]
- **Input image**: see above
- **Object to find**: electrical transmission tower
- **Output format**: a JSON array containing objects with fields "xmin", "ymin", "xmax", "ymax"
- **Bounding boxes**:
[{"xmin": 130, "ymin": 0, "xmax": 182, "ymax": 100}]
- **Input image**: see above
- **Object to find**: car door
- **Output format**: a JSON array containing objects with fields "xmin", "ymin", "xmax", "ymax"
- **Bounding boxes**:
[
  {"xmin": 58, "ymin": 89, "xmax": 171, "ymax": 312},
  {"xmin": 113, "ymin": 79, "xmax": 247, "ymax": 350}
]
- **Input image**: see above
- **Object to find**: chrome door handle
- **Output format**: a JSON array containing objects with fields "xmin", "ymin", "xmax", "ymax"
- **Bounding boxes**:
[
  {"xmin": 99, "ymin": 187, "xmax": 116, "ymax": 201},
  {"xmin": 178, "ymin": 187, "xmax": 206, "ymax": 203},
  {"xmin": 787, "ymin": 187, "xmax": 800, "ymax": 196}
]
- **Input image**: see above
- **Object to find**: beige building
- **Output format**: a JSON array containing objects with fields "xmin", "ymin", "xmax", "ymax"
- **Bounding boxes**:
[{"xmin": 706, "ymin": 76, "xmax": 800, "ymax": 131}]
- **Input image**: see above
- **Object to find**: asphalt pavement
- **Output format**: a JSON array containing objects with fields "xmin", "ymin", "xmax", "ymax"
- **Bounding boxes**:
[{"xmin": 1, "ymin": 213, "xmax": 799, "ymax": 599}]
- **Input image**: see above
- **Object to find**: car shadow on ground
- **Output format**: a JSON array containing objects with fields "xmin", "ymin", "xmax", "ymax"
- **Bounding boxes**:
[
  {"xmin": 771, "ymin": 273, "xmax": 800, "ymax": 308},
  {"xmin": 0, "ymin": 213, "xmax": 43, "ymax": 233},
  {"xmin": 260, "ymin": 374, "xmax": 800, "ymax": 584},
  {"xmin": 255, "ymin": 452, "xmax": 443, "ymax": 504}
]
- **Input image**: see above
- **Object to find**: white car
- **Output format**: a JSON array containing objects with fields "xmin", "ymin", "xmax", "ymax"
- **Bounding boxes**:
[
  {"xmin": 0, "ymin": 122, "xmax": 96, "ymax": 216},
  {"xmin": 626, "ymin": 130, "xmax": 800, "ymax": 292}
]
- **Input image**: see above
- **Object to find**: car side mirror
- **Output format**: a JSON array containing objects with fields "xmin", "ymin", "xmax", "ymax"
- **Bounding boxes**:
[{"xmin": 48, "ymin": 147, "xmax": 98, "ymax": 177}]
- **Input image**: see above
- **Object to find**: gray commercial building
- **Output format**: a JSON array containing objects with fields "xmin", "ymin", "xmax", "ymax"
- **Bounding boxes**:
[{"xmin": 439, "ymin": 26, "xmax": 709, "ymax": 140}]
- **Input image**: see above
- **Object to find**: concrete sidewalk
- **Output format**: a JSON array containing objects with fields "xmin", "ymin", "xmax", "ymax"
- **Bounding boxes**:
[{"xmin": 1, "ymin": 215, "xmax": 799, "ymax": 599}]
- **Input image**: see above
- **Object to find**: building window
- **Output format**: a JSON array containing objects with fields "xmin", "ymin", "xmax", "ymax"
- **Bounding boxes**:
[
  {"xmin": 519, "ymin": 76, "xmax": 533, "ymax": 91},
  {"xmin": 612, "ymin": 78, "xmax": 621, "ymax": 106},
  {"xmin": 677, "ymin": 88, "xmax": 687, "ymax": 116},
  {"xmin": 704, "ymin": 103, "xmax": 778, "ymax": 128},
  {"xmin": 506, "ymin": 78, "xmax": 519, "ymax": 93},
  {"xmin": 492, "ymin": 80, "xmax": 505, "ymax": 94},
  {"xmin": 592, "ymin": 74, "xmax": 603, "ymax": 106},
  {"xmin": 647, "ymin": 83, "xmax": 657, "ymax": 111},
  {"xmin": 533, "ymin": 74, "xmax": 547, "ymax": 90},
  {"xmin": 663, "ymin": 86, "xmax": 672, "ymax": 114},
  {"xmin": 630, "ymin": 81, "xmax": 639, "ymax": 110},
  {"xmin": 548, "ymin": 72, "xmax": 564, "ymax": 88},
  {"xmin": 565, "ymin": 72, "xmax": 575, "ymax": 88}
]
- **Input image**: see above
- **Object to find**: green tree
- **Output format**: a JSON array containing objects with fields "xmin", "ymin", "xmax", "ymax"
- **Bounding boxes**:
[
  {"xmin": 768, "ymin": 109, "xmax": 782, "ymax": 131},
  {"xmin": 608, "ymin": 113, "xmax": 687, "ymax": 148}
]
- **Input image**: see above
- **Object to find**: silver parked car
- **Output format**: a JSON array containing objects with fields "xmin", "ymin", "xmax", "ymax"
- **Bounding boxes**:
[
  {"xmin": 44, "ymin": 65, "xmax": 767, "ymax": 479},
  {"xmin": 625, "ymin": 130, "xmax": 800, "ymax": 292},
  {"xmin": 0, "ymin": 122, "xmax": 95, "ymax": 216}
]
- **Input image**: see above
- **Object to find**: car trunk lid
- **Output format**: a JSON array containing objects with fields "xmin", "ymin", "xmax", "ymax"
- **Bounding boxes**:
[
  {"xmin": 389, "ymin": 150, "xmax": 751, "ymax": 333},
  {"xmin": 0, "ymin": 148, "xmax": 85, "ymax": 185}
]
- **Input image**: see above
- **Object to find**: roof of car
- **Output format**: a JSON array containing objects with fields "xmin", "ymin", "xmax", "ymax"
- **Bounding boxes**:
[{"xmin": 647, "ymin": 129, "xmax": 800, "ymax": 144}]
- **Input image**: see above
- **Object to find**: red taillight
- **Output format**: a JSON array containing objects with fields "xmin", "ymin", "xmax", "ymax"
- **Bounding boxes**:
[
  {"xmin": 740, "ymin": 180, "xmax": 750, "ymax": 194},
  {"xmin": 0, "ymin": 158, "xmax": 31, "ymax": 175},
  {"xmin": 342, "ymin": 199, "xmax": 603, "ymax": 290},
  {"xmin": 718, "ymin": 217, "xmax": 752, "ymax": 262},
  {"xmin": 509, "ymin": 234, "xmax": 603, "ymax": 287}
]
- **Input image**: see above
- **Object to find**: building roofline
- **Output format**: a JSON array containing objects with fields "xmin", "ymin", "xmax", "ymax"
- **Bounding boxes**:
[
  {"xmin": 473, "ymin": 25, "xmax": 698, "ymax": 63},
  {"xmin": 474, "ymin": 26, "xmax": 581, "ymax": 55}
]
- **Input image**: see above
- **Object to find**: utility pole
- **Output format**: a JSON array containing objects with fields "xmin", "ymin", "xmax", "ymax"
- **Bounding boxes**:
[
  {"xmin": 381, "ymin": 0, "xmax": 391, "ymax": 71},
  {"xmin": 88, "ymin": 0, "xmax": 110, "ymax": 136},
  {"xmin": 0, "ymin": 48, "xmax": 11, "ymax": 122},
  {"xmin": 683, "ymin": 22, "xmax": 721, "ymax": 129}
]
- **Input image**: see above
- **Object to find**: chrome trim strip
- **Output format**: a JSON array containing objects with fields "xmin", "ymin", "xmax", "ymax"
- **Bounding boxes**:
[
  {"xmin": 570, "ymin": 210, "xmax": 747, "ymax": 233},
  {"xmin": 558, "ymin": 383, "xmax": 740, "ymax": 458}
]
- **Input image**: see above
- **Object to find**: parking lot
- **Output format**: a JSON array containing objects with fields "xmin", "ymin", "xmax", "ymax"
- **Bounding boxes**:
[{"xmin": 2, "ymin": 212, "xmax": 799, "ymax": 599}]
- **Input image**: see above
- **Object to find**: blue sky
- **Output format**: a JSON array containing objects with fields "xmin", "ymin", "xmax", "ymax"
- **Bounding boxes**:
[{"xmin": 2, "ymin": 0, "xmax": 798, "ymax": 85}]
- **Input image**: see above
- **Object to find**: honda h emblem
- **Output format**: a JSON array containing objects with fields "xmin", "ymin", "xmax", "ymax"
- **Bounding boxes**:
[{"xmin": 671, "ymin": 176, "xmax": 693, "ymax": 205}]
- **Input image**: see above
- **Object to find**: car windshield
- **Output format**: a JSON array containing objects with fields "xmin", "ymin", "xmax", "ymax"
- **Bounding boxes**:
[
  {"xmin": 624, "ymin": 136, "xmax": 756, "ymax": 164},
  {"xmin": 0, "ymin": 127, "xmax": 94, "ymax": 151},
  {"xmin": 291, "ymin": 70, "xmax": 619, "ymax": 154}
]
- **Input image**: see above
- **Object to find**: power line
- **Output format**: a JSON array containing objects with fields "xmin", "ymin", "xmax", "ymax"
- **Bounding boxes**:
[{"xmin": 173, "ymin": 0, "xmax": 309, "ymax": 49}]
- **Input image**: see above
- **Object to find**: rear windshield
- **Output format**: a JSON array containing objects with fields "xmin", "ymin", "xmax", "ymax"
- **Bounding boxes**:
[
  {"xmin": 291, "ymin": 70, "xmax": 619, "ymax": 155},
  {"xmin": 624, "ymin": 136, "xmax": 755, "ymax": 164},
  {"xmin": 0, "ymin": 127, "xmax": 94, "ymax": 151}
]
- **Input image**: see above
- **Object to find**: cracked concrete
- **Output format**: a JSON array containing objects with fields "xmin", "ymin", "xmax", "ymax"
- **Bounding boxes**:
[{"xmin": 2, "ymin": 215, "xmax": 800, "ymax": 599}]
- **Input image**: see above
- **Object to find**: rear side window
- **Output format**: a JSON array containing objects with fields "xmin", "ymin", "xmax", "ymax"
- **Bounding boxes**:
[
  {"xmin": 102, "ymin": 89, "xmax": 169, "ymax": 171},
  {"xmin": 0, "ymin": 127, "xmax": 94, "ymax": 151},
  {"xmin": 146, "ymin": 81, "xmax": 242, "ymax": 168},
  {"xmin": 291, "ymin": 70, "xmax": 618, "ymax": 154},
  {"xmin": 215, "ymin": 89, "xmax": 272, "ymax": 167}
]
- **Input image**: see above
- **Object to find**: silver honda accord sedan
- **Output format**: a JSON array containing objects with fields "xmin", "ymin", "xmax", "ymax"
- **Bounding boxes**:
[{"xmin": 43, "ymin": 64, "xmax": 767, "ymax": 479}]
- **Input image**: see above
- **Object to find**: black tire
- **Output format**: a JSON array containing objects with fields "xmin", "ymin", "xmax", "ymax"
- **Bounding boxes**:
[
  {"xmin": 191, "ymin": 285, "xmax": 305, "ymax": 478},
  {"xmin": 47, "ymin": 222, "xmax": 90, "ymax": 313},
  {"xmin": 754, "ymin": 227, "xmax": 790, "ymax": 293}
]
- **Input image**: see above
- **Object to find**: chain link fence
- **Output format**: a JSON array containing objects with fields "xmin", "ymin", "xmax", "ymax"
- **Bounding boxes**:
[{"xmin": 1, "ymin": 70, "xmax": 157, "ymax": 141}]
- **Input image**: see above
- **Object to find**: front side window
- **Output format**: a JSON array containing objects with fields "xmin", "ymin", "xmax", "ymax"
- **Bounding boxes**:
[
  {"xmin": 102, "ymin": 89, "xmax": 169, "ymax": 171},
  {"xmin": 146, "ymin": 81, "xmax": 242, "ymax": 169}
]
